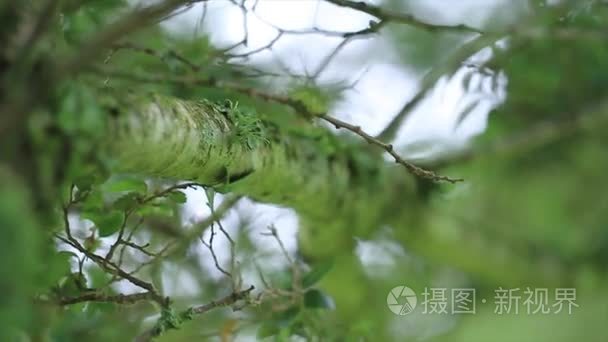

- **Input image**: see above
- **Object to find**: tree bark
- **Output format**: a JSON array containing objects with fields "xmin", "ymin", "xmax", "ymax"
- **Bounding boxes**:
[{"xmin": 104, "ymin": 93, "xmax": 569, "ymax": 287}]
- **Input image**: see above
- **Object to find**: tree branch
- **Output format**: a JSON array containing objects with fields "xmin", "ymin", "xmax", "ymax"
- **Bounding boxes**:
[
  {"xmin": 377, "ymin": 34, "xmax": 501, "ymax": 142},
  {"xmin": 94, "ymin": 66, "xmax": 459, "ymax": 183},
  {"xmin": 57, "ymin": 291, "xmax": 156, "ymax": 306},
  {"xmin": 321, "ymin": 115, "xmax": 463, "ymax": 183},
  {"xmin": 191, "ymin": 285, "xmax": 254, "ymax": 315},
  {"xmin": 55, "ymin": 234, "xmax": 166, "ymax": 305},
  {"xmin": 135, "ymin": 286, "xmax": 255, "ymax": 342},
  {"xmin": 428, "ymin": 98, "xmax": 608, "ymax": 168},
  {"xmin": 60, "ymin": 0, "xmax": 207, "ymax": 74}
]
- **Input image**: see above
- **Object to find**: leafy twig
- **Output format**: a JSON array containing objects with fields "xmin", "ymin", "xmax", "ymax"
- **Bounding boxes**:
[
  {"xmin": 135, "ymin": 285, "xmax": 255, "ymax": 342},
  {"xmin": 61, "ymin": 0, "xmax": 207, "ymax": 74},
  {"xmin": 55, "ymin": 234, "xmax": 166, "ymax": 305}
]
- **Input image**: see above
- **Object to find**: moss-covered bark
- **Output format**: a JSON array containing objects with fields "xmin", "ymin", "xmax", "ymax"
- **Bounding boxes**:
[
  {"xmin": 107, "ymin": 94, "xmax": 412, "ymax": 254},
  {"xmin": 105, "ymin": 93, "xmax": 570, "ymax": 286}
]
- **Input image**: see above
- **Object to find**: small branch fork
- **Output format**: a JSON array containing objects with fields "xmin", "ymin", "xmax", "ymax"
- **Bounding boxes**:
[
  {"xmin": 199, "ymin": 190, "xmax": 241, "ymax": 292},
  {"xmin": 254, "ymin": 225, "xmax": 311, "ymax": 313},
  {"xmin": 54, "ymin": 183, "xmax": 255, "ymax": 341},
  {"xmin": 191, "ymin": 285, "xmax": 254, "ymax": 315},
  {"xmin": 135, "ymin": 285, "xmax": 255, "ymax": 342}
]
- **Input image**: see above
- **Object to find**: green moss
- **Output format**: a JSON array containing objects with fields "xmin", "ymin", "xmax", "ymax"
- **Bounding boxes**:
[
  {"xmin": 214, "ymin": 99, "xmax": 270, "ymax": 150},
  {"xmin": 106, "ymin": 94, "xmax": 413, "ymax": 244}
]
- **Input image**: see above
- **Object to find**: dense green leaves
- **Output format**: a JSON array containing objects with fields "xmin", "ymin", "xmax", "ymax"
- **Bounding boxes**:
[
  {"xmin": 61, "ymin": 0, "xmax": 126, "ymax": 44},
  {"xmin": 102, "ymin": 177, "xmax": 148, "ymax": 194},
  {"xmin": 83, "ymin": 210, "xmax": 124, "ymax": 237},
  {"xmin": 302, "ymin": 260, "xmax": 334, "ymax": 288},
  {"xmin": 256, "ymin": 322, "xmax": 281, "ymax": 339},
  {"xmin": 4, "ymin": 0, "xmax": 608, "ymax": 341},
  {"xmin": 167, "ymin": 190, "xmax": 187, "ymax": 204},
  {"xmin": 303, "ymin": 289, "xmax": 333, "ymax": 309},
  {"xmin": 289, "ymin": 84, "xmax": 337, "ymax": 114},
  {"xmin": 0, "ymin": 172, "xmax": 41, "ymax": 341}
]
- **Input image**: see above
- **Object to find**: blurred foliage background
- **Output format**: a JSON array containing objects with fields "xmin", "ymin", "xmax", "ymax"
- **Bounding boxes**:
[{"xmin": 1, "ymin": 0, "xmax": 607, "ymax": 341}]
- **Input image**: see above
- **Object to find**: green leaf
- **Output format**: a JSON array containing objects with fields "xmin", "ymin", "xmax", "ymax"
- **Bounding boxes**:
[
  {"xmin": 55, "ymin": 251, "xmax": 77, "ymax": 275},
  {"xmin": 56, "ymin": 272, "xmax": 88, "ymax": 297},
  {"xmin": 277, "ymin": 328, "xmax": 292, "ymax": 341},
  {"xmin": 81, "ymin": 190, "xmax": 104, "ymax": 211},
  {"xmin": 57, "ymin": 90, "xmax": 79, "ymax": 133},
  {"xmin": 258, "ymin": 306, "xmax": 300, "ymax": 339},
  {"xmin": 289, "ymin": 84, "xmax": 336, "ymax": 114},
  {"xmin": 83, "ymin": 234, "xmax": 100, "ymax": 252},
  {"xmin": 167, "ymin": 190, "xmax": 187, "ymax": 204},
  {"xmin": 268, "ymin": 269, "xmax": 293, "ymax": 290},
  {"xmin": 85, "ymin": 302, "xmax": 115, "ymax": 317},
  {"xmin": 37, "ymin": 251, "xmax": 77, "ymax": 291},
  {"xmin": 302, "ymin": 259, "xmax": 333, "ymax": 288},
  {"xmin": 87, "ymin": 267, "xmax": 111, "ymax": 289},
  {"xmin": 257, "ymin": 322, "xmax": 279, "ymax": 339},
  {"xmin": 205, "ymin": 187, "xmax": 216, "ymax": 208},
  {"xmin": 84, "ymin": 211, "xmax": 125, "ymax": 237},
  {"xmin": 103, "ymin": 177, "xmax": 147, "ymax": 194},
  {"xmin": 137, "ymin": 200, "xmax": 174, "ymax": 217},
  {"xmin": 112, "ymin": 192, "xmax": 140, "ymax": 211},
  {"xmin": 73, "ymin": 174, "xmax": 97, "ymax": 193},
  {"xmin": 275, "ymin": 306, "xmax": 301, "ymax": 327},
  {"xmin": 303, "ymin": 289, "xmax": 332, "ymax": 309}
]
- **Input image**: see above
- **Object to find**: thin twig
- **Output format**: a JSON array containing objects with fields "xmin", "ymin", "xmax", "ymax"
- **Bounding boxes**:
[
  {"xmin": 262, "ymin": 225, "xmax": 301, "ymax": 293},
  {"xmin": 55, "ymin": 234, "xmax": 165, "ymax": 305},
  {"xmin": 200, "ymin": 228, "xmax": 232, "ymax": 278},
  {"xmin": 135, "ymin": 285, "xmax": 255, "ymax": 342},
  {"xmin": 192, "ymin": 285, "xmax": 254, "ymax": 314},
  {"xmin": 105, "ymin": 210, "xmax": 132, "ymax": 261},
  {"xmin": 120, "ymin": 240, "xmax": 156, "ymax": 257},
  {"xmin": 321, "ymin": 115, "xmax": 463, "ymax": 183},
  {"xmin": 57, "ymin": 291, "xmax": 156, "ymax": 306}
]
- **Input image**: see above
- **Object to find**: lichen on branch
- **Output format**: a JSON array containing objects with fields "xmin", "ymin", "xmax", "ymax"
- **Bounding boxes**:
[{"xmin": 106, "ymin": 93, "xmax": 413, "ymax": 250}]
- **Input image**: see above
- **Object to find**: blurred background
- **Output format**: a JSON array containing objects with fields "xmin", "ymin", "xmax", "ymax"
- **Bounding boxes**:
[
  {"xmin": 2, "ymin": 0, "xmax": 608, "ymax": 341},
  {"xmin": 149, "ymin": 0, "xmax": 608, "ymax": 340}
]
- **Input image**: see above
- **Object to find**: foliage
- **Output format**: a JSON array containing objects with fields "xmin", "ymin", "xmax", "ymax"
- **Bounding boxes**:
[{"xmin": 1, "ymin": 0, "xmax": 607, "ymax": 341}]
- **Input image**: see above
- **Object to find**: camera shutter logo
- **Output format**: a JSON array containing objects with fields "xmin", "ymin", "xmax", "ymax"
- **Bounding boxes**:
[{"xmin": 387, "ymin": 286, "xmax": 417, "ymax": 315}]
